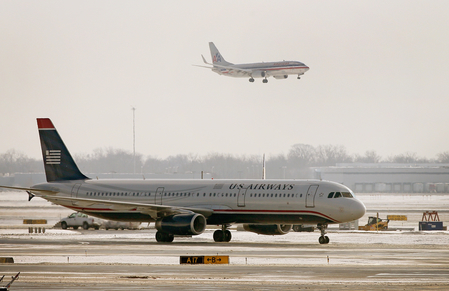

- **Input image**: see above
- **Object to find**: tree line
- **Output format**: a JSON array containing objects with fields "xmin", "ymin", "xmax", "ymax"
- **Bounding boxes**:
[{"xmin": 1, "ymin": 145, "xmax": 449, "ymax": 179}]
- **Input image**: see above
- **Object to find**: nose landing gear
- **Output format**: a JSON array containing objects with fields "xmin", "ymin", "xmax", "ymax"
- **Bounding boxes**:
[{"xmin": 317, "ymin": 223, "xmax": 330, "ymax": 244}]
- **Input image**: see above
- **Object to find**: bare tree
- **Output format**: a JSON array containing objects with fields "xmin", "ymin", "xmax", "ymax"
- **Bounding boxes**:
[{"xmin": 354, "ymin": 150, "xmax": 382, "ymax": 163}]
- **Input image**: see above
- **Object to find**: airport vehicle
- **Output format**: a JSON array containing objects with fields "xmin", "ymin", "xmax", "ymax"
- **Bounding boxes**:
[
  {"xmin": 358, "ymin": 216, "xmax": 389, "ymax": 231},
  {"xmin": 59, "ymin": 212, "xmax": 101, "ymax": 230},
  {"xmin": 104, "ymin": 220, "xmax": 140, "ymax": 230},
  {"xmin": 0, "ymin": 118, "xmax": 365, "ymax": 244},
  {"xmin": 0, "ymin": 272, "xmax": 20, "ymax": 291},
  {"xmin": 196, "ymin": 42, "xmax": 309, "ymax": 83}
]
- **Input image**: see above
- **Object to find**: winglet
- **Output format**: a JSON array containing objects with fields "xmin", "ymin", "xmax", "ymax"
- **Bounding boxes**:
[{"xmin": 201, "ymin": 54, "xmax": 211, "ymax": 65}]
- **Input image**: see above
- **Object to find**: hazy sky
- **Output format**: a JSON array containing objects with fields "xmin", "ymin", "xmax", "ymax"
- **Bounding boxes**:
[{"xmin": 1, "ymin": 1, "xmax": 448, "ymax": 161}]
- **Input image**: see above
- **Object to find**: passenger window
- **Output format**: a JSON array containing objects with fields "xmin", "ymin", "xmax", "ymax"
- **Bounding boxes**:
[{"xmin": 328, "ymin": 192, "xmax": 334, "ymax": 198}]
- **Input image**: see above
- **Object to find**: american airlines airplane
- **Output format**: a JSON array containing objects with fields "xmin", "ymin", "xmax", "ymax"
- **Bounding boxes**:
[
  {"xmin": 1, "ymin": 119, "xmax": 365, "ymax": 244},
  {"xmin": 196, "ymin": 42, "xmax": 310, "ymax": 83}
]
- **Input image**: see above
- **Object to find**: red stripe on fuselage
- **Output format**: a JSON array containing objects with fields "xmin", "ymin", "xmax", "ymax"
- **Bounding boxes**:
[
  {"xmin": 263, "ymin": 66, "xmax": 308, "ymax": 71},
  {"xmin": 213, "ymin": 209, "xmax": 339, "ymax": 223},
  {"xmin": 65, "ymin": 205, "xmax": 339, "ymax": 223}
]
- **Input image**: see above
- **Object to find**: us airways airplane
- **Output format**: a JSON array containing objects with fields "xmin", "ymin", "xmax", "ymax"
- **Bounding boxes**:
[
  {"xmin": 196, "ymin": 42, "xmax": 309, "ymax": 83},
  {"xmin": 1, "ymin": 118, "xmax": 365, "ymax": 244}
]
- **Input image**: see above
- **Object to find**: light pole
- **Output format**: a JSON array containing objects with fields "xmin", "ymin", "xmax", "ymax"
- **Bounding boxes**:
[{"xmin": 132, "ymin": 107, "xmax": 136, "ymax": 174}]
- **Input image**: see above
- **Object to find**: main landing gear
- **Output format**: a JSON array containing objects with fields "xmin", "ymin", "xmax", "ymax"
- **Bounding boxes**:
[
  {"xmin": 213, "ymin": 225, "xmax": 232, "ymax": 242},
  {"xmin": 155, "ymin": 231, "xmax": 174, "ymax": 243},
  {"xmin": 317, "ymin": 223, "xmax": 330, "ymax": 244},
  {"xmin": 248, "ymin": 77, "xmax": 269, "ymax": 83}
]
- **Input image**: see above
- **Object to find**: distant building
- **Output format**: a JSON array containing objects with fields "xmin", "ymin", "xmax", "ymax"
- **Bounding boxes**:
[{"xmin": 312, "ymin": 163, "xmax": 449, "ymax": 193}]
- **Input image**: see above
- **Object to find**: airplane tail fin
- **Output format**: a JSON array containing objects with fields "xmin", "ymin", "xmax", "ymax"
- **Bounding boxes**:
[
  {"xmin": 37, "ymin": 118, "xmax": 89, "ymax": 182},
  {"xmin": 209, "ymin": 42, "xmax": 233, "ymax": 66}
]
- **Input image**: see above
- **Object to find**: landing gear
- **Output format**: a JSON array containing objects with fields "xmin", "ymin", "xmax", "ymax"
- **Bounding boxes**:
[
  {"xmin": 213, "ymin": 225, "xmax": 232, "ymax": 242},
  {"xmin": 155, "ymin": 231, "xmax": 174, "ymax": 243},
  {"xmin": 249, "ymin": 77, "xmax": 255, "ymax": 82},
  {"xmin": 317, "ymin": 223, "xmax": 330, "ymax": 244},
  {"xmin": 262, "ymin": 78, "xmax": 268, "ymax": 83},
  {"xmin": 297, "ymin": 76, "xmax": 301, "ymax": 79}
]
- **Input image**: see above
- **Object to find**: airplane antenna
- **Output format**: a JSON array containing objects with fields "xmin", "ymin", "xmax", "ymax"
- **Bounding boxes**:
[{"xmin": 262, "ymin": 154, "xmax": 266, "ymax": 180}]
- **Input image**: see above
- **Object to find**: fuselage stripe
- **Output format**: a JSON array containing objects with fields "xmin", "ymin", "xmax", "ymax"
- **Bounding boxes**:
[{"xmin": 63, "ymin": 205, "xmax": 339, "ymax": 223}]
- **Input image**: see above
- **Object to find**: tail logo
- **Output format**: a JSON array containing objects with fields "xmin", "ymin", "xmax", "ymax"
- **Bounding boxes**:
[
  {"xmin": 213, "ymin": 53, "xmax": 222, "ymax": 63},
  {"xmin": 45, "ymin": 150, "xmax": 61, "ymax": 165}
]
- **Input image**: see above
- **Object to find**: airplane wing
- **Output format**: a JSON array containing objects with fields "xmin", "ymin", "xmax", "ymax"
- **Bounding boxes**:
[
  {"xmin": 38, "ymin": 192, "xmax": 214, "ymax": 220},
  {"xmin": 207, "ymin": 63, "xmax": 253, "ymax": 76},
  {"xmin": 1, "ymin": 185, "xmax": 214, "ymax": 219},
  {"xmin": 192, "ymin": 64, "xmax": 213, "ymax": 69}
]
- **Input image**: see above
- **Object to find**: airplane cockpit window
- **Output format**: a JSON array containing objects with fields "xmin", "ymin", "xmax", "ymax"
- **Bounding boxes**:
[
  {"xmin": 332, "ymin": 192, "xmax": 354, "ymax": 198},
  {"xmin": 328, "ymin": 192, "xmax": 334, "ymax": 198}
]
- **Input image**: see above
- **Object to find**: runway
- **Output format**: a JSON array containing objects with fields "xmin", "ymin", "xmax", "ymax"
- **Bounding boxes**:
[{"xmin": 1, "ymin": 192, "xmax": 449, "ymax": 290}]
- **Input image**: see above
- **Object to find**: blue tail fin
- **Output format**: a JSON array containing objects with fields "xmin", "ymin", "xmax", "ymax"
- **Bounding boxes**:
[{"xmin": 37, "ymin": 118, "xmax": 89, "ymax": 182}]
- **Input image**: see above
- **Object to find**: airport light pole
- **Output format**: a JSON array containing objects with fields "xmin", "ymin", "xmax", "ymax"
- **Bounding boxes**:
[{"xmin": 132, "ymin": 107, "xmax": 136, "ymax": 174}]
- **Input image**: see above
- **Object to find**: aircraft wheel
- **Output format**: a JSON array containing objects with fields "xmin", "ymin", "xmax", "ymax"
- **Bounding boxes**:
[
  {"xmin": 213, "ymin": 230, "xmax": 224, "ymax": 242},
  {"xmin": 319, "ymin": 236, "xmax": 330, "ymax": 244},
  {"xmin": 249, "ymin": 78, "xmax": 255, "ymax": 82},
  {"xmin": 223, "ymin": 230, "xmax": 232, "ymax": 242},
  {"xmin": 156, "ymin": 231, "xmax": 174, "ymax": 243},
  {"xmin": 61, "ymin": 222, "xmax": 67, "ymax": 229},
  {"xmin": 262, "ymin": 79, "xmax": 268, "ymax": 83}
]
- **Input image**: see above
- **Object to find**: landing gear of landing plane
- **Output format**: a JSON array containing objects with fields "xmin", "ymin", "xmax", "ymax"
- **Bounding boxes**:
[
  {"xmin": 262, "ymin": 78, "xmax": 268, "ymax": 83},
  {"xmin": 213, "ymin": 225, "xmax": 232, "ymax": 242},
  {"xmin": 249, "ymin": 77, "xmax": 255, "ymax": 82},
  {"xmin": 155, "ymin": 231, "xmax": 174, "ymax": 243},
  {"xmin": 317, "ymin": 223, "xmax": 330, "ymax": 244}
]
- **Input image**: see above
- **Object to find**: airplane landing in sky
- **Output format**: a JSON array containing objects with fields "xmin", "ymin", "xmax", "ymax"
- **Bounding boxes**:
[
  {"xmin": 1, "ymin": 118, "xmax": 365, "ymax": 244},
  {"xmin": 196, "ymin": 42, "xmax": 309, "ymax": 83}
]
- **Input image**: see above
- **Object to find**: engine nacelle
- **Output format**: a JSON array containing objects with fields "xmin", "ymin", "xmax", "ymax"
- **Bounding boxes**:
[
  {"xmin": 243, "ymin": 224, "xmax": 292, "ymax": 235},
  {"xmin": 273, "ymin": 75, "xmax": 288, "ymax": 79},
  {"xmin": 251, "ymin": 70, "xmax": 266, "ymax": 78},
  {"xmin": 155, "ymin": 213, "xmax": 206, "ymax": 236}
]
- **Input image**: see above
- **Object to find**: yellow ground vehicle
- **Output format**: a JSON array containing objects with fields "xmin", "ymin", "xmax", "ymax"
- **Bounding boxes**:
[{"xmin": 358, "ymin": 216, "xmax": 389, "ymax": 231}]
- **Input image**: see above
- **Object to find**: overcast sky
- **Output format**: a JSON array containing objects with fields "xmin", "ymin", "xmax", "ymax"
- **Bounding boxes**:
[{"xmin": 1, "ymin": 1, "xmax": 448, "ymax": 161}]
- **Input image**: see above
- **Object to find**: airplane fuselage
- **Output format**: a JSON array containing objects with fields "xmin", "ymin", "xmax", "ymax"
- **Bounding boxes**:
[
  {"xmin": 213, "ymin": 61, "xmax": 309, "ymax": 78},
  {"xmin": 33, "ymin": 178, "xmax": 365, "ymax": 226}
]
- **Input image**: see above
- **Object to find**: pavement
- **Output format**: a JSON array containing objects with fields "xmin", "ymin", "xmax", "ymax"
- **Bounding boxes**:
[{"xmin": 1, "ymin": 192, "xmax": 449, "ymax": 290}]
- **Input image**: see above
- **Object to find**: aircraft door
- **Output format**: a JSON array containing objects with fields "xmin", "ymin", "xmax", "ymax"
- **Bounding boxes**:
[
  {"xmin": 155, "ymin": 187, "xmax": 164, "ymax": 205},
  {"xmin": 237, "ymin": 187, "xmax": 248, "ymax": 207},
  {"xmin": 71, "ymin": 183, "xmax": 81, "ymax": 198},
  {"xmin": 306, "ymin": 185, "xmax": 319, "ymax": 208}
]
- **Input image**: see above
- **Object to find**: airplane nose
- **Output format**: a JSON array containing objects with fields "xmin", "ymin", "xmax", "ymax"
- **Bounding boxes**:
[{"xmin": 350, "ymin": 199, "xmax": 366, "ymax": 220}]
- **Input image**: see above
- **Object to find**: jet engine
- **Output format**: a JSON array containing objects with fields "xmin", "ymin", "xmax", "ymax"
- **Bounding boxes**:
[
  {"xmin": 155, "ymin": 213, "xmax": 206, "ymax": 236},
  {"xmin": 273, "ymin": 75, "xmax": 288, "ymax": 79},
  {"xmin": 243, "ymin": 224, "xmax": 292, "ymax": 235},
  {"xmin": 251, "ymin": 70, "xmax": 266, "ymax": 78}
]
